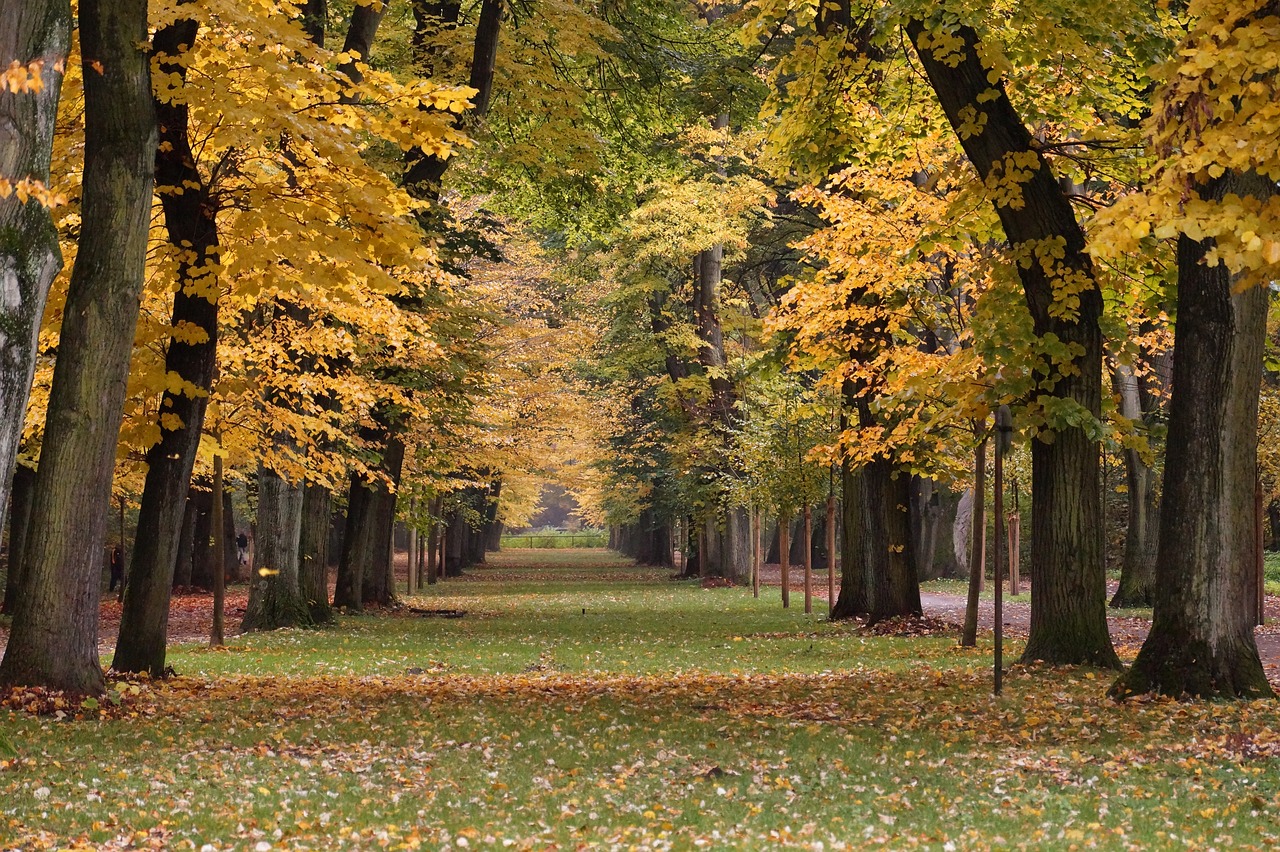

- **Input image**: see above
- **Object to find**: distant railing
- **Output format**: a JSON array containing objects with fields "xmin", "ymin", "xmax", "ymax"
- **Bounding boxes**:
[{"xmin": 499, "ymin": 531, "xmax": 608, "ymax": 549}]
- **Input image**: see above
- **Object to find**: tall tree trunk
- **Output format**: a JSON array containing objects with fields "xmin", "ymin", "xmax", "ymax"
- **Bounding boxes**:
[
  {"xmin": 361, "ymin": 437, "xmax": 404, "ymax": 606},
  {"xmin": 866, "ymin": 459, "xmax": 922, "ymax": 623},
  {"xmin": 907, "ymin": 17, "xmax": 1117, "ymax": 668},
  {"xmin": 190, "ymin": 485, "xmax": 216, "ymax": 589},
  {"xmin": 831, "ymin": 455, "xmax": 870, "ymax": 620},
  {"xmin": 0, "ymin": 0, "xmax": 70, "ymax": 527},
  {"xmin": 334, "ymin": 468, "xmax": 373, "ymax": 610},
  {"xmin": 0, "ymin": 463, "xmax": 36, "ymax": 615},
  {"xmin": 0, "ymin": 0, "xmax": 154, "ymax": 694},
  {"xmin": 962, "ymin": 438, "xmax": 988, "ymax": 647},
  {"xmin": 222, "ymin": 490, "xmax": 239, "ymax": 582},
  {"xmin": 171, "ymin": 491, "xmax": 196, "ymax": 589},
  {"xmin": 300, "ymin": 483, "xmax": 334, "ymax": 624},
  {"xmin": 1110, "ymin": 362, "xmax": 1159, "ymax": 607},
  {"xmin": 113, "ymin": 18, "xmax": 221, "ymax": 676},
  {"xmin": 1113, "ymin": 170, "xmax": 1275, "ymax": 699},
  {"xmin": 241, "ymin": 465, "xmax": 312, "ymax": 632}
]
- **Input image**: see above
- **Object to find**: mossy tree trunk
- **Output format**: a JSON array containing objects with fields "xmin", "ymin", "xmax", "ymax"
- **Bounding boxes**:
[
  {"xmin": 0, "ymin": 0, "xmax": 153, "ymax": 694},
  {"xmin": 0, "ymin": 0, "xmax": 70, "ymax": 526}
]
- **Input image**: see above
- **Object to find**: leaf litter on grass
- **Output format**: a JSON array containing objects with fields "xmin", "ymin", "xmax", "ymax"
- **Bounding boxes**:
[{"xmin": 5, "ymin": 550, "xmax": 1280, "ymax": 850}]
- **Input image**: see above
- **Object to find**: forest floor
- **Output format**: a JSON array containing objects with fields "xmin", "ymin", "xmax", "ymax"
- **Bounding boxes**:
[{"xmin": 4, "ymin": 548, "xmax": 1280, "ymax": 849}]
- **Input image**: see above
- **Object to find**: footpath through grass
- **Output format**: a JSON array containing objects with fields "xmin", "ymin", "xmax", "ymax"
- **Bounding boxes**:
[{"xmin": 3, "ymin": 548, "xmax": 1280, "ymax": 849}]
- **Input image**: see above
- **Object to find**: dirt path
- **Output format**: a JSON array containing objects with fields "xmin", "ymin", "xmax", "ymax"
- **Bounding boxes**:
[{"xmin": 756, "ymin": 563, "xmax": 1280, "ymax": 679}]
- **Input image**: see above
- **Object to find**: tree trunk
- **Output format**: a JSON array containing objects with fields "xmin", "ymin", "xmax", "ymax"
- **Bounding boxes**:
[
  {"xmin": 171, "ymin": 491, "xmax": 197, "ymax": 589},
  {"xmin": 211, "ymin": 452, "xmax": 225, "ymax": 646},
  {"xmin": 0, "ymin": 0, "xmax": 70, "ymax": 529},
  {"xmin": 866, "ymin": 459, "xmax": 922, "ymax": 624},
  {"xmin": 962, "ymin": 438, "xmax": 987, "ymax": 647},
  {"xmin": 113, "ymin": 18, "xmax": 222, "ymax": 676},
  {"xmin": 300, "ymin": 483, "xmax": 334, "ymax": 624},
  {"xmin": 830, "ymin": 461, "xmax": 870, "ymax": 620},
  {"xmin": 1110, "ymin": 362, "xmax": 1159, "ymax": 607},
  {"xmin": 240, "ymin": 465, "xmax": 312, "ymax": 632},
  {"xmin": 0, "ymin": 0, "xmax": 154, "ymax": 694},
  {"xmin": 222, "ymin": 490, "xmax": 239, "ymax": 582},
  {"xmin": 908, "ymin": 18, "xmax": 1117, "ymax": 668},
  {"xmin": 190, "ymin": 485, "xmax": 216, "ymax": 590},
  {"xmin": 426, "ymin": 495, "xmax": 440, "ymax": 585},
  {"xmin": 334, "ymin": 469, "xmax": 373, "ymax": 610},
  {"xmin": 0, "ymin": 463, "xmax": 36, "ymax": 615},
  {"xmin": 1112, "ymin": 170, "xmax": 1275, "ymax": 699}
]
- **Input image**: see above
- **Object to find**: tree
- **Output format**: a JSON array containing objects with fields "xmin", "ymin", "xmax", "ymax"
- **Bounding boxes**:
[
  {"xmin": 0, "ymin": 0, "xmax": 154, "ymax": 693},
  {"xmin": 1109, "ymin": 0, "xmax": 1279, "ymax": 698},
  {"xmin": 0, "ymin": 0, "xmax": 71, "ymax": 525},
  {"xmin": 906, "ymin": 14, "xmax": 1120, "ymax": 668}
]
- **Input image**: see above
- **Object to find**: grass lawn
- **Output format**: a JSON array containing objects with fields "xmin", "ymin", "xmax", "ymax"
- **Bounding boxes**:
[{"xmin": 4, "ymin": 548, "xmax": 1280, "ymax": 849}]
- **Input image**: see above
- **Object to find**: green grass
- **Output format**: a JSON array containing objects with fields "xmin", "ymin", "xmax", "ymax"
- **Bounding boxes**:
[
  {"xmin": 499, "ymin": 529, "xmax": 609, "ymax": 549},
  {"xmin": 4, "ymin": 548, "xmax": 1280, "ymax": 849}
]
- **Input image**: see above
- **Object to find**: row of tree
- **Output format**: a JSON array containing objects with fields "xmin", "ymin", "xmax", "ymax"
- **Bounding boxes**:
[{"xmin": 0, "ymin": 0, "xmax": 1277, "ymax": 702}]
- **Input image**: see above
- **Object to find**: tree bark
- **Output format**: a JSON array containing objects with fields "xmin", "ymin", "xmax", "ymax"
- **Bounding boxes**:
[
  {"xmin": 866, "ymin": 459, "xmax": 922, "ymax": 624},
  {"xmin": 0, "ymin": 463, "xmax": 36, "ymax": 615},
  {"xmin": 241, "ymin": 465, "xmax": 312, "ymax": 632},
  {"xmin": 907, "ymin": 17, "xmax": 1117, "ymax": 668},
  {"xmin": 171, "ymin": 490, "xmax": 197, "ymax": 589},
  {"xmin": 190, "ymin": 484, "xmax": 216, "ymax": 589},
  {"xmin": 0, "ymin": 0, "xmax": 154, "ymax": 694},
  {"xmin": 300, "ymin": 483, "xmax": 334, "ymax": 624},
  {"xmin": 113, "ymin": 18, "xmax": 221, "ymax": 676},
  {"xmin": 0, "ymin": 0, "xmax": 70, "ymax": 528},
  {"xmin": 1110, "ymin": 362, "xmax": 1159, "ymax": 607},
  {"xmin": 830, "ymin": 456, "xmax": 870, "ymax": 620},
  {"xmin": 1112, "ymin": 170, "xmax": 1275, "ymax": 699},
  {"xmin": 962, "ymin": 438, "xmax": 987, "ymax": 647}
]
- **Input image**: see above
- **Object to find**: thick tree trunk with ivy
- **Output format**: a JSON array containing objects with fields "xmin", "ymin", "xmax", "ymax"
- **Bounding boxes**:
[
  {"xmin": 300, "ymin": 483, "xmax": 334, "ymax": 624},
  {"xmin": 1110, "ymin": 362, "xmax": 1162, "ymax": 607},
  {"xmin": 908, "ymin": 17, "xmax": 1118, "ymax": 668},
  {"xmin": 0, "ymin": 0, "xmax": 70, "ymax": 528},
  {"xmin": 0, "ymin": 463, "xmax": 36, "ymax": 615},
  {"xmin": 113, "ymin": 19, "xmax": 222, "ymax": 676},
  {"xmin": 1112, "ymin": 171, "xmax": 1275, "ymax": 700},
  {"xmin": 241, "ymin": 465, "xmax": 312, "ymax": 632},
  {"xmin": 0, "ymin": 0, "xmax": 154, "ymax": 694}
]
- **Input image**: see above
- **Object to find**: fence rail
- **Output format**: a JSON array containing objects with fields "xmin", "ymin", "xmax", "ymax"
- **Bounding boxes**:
[{"xmin": 499, "ymin": 534, "xmax": 608, "ymax": 549}]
